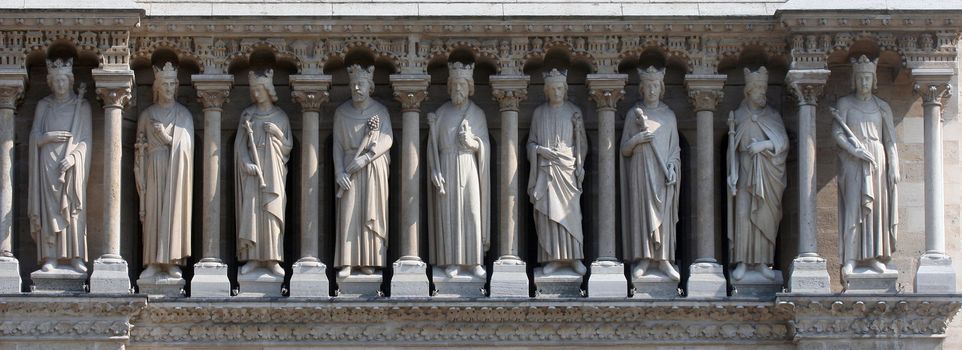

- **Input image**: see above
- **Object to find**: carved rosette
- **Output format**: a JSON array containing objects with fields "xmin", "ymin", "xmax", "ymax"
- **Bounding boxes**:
[
  {"xmin": 588, "ymin": 88, "xmax": 625, "ymax": 112},
  {"xmin": 96, "ymin": 86, "xmax": 132, "ymax": 109},
  {"xmin": 292, "ymin": 90, "xmax": 329, "ymax": 113},
  {"xmin": 492, "ymin": 88, "xmax": 527, "ymax": 112},
  {"xmin": 914, "ymin": 82, "xmax": 952, "ymax": 108},
  {"xmin": 688, "ymin": 88, "xmax": 724, "ymax": 112},
  {"xmin": 197, "ymin": 89, "xmax": 230, "ymax": 110},
  {"xmin": 393, "ymin": 89, "xmax": 428, "ymax": 112},
  {"xmin": 0, "ymin": 85, "xmax": 24, "ymax": 110}
]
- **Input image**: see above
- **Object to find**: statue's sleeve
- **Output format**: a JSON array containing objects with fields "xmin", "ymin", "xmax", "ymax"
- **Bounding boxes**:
[{"xmin": 369, "ymin": 107, "xmax": 393, "ymax": 160}]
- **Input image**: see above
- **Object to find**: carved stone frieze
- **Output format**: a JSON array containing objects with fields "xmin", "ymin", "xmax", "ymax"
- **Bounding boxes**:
[
  {"xmin": 778, "ymin": 296, "xmax": 962, "ymax": 339},
  {"xmin": 0, "ymin": 297, "xmax": 146, "ymax": 340}
]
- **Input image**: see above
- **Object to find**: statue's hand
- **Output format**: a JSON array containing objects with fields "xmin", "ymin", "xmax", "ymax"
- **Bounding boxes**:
[
  {"xmin": 632, "ymin": 131, "xmax": 654, "ymax": 145},
  {"xmin": 263, "ymin": 122, "xmax": 283, "ymax": 139},
  {"xmin": 748, "ymin": 140, "xmax": 770, "ymax": 155},
  {"xmin": 854, "ymin": 147, "xmax": 876, "ymax": 165},
  {"xmin": 666, "ymin": 163, "xmax": 677, "ymax": 185},
  {"xmin": 244, "ymin": 163, "xmax": 260, "ymax": 176},
  {"xmin": 42, "ymin": 131, "xmax": 71, "ymax": 145},
  {"xmin": 29, "ymin": 216, "xmax": 40, "ymax": 234},
  {"xmin": 336, "ymin": 172, "xmax": 353, "ymax": 192},
  {"xmin": 59, "ymin": 156, "xmax": 75, "ymax": 173},
  {"xmin": 345, "ymin": 154, "xmax": 370, "ymax": 174},
  {"xmin": 152, "ymin": 123, "xmax": 172, "ymax": 144},
  {"xmin": 575, "ymin": 167, "xmax": 585, "ymax": 185},
  {"xmin": 431, "ymin": 171, "xmax": 446, "ymax": 194},
  {"xmin": 727, "ymin": 175, "xmax": 737, "ymax": 196},
  {"xmin": 536, "ymin": 145, "xmax": 561, "ymax": 161}
]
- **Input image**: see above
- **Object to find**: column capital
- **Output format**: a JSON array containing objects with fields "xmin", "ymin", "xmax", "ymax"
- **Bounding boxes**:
[
  {"xmin": 491, "ymin": 75, "xmax": 530, "ymax": 112},
  {"xmin": 785, "ymin": 69, "xmax": 831, "ymax": 106},
  {"xmin": 390, "ymin": 74, "xmax": 430, "ymax": 112},
  {"xmin": 586, "ymin": 74, "xmax": 627, "ymax": 111},
  {"xmin": 92, "ymin": 69, "xmax": 134, "ymax": 109},
  {"xmin": 0, "ymin": 71, "xmax": 27, "ymax": 110},
  {"xmin": 684, "ymin": 74, "xmax": 727, "ymax": 112},
  {"xmin": 912, "ymin": 68, "xmax": 955, "ymax": 108},
  {"xmin": 192, "ymin": 74, "xmax": 234, "ymax": 110},
  {"xmin": 290, "ymin": 74, "xmax": 332, "ymax": 113}
]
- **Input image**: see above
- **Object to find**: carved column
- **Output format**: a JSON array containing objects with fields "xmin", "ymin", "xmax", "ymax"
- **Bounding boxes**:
[
  {"xmin": 289, "ymin": 74, "xmax": 332, "ymax": 297},
  {"xmin": 191, "ymin": 75, "xmax": 233, "ymax": 297},
  {"xmin": 90, "ymin": 69, "xmax": 134, "ymax": 294},
  {"xmin": 389, "ymin": 74, "xmax": 430, "ymax": 297},
  {"xmin": 0, "ymin": 71, "xmax": 25, "ymax": 293},
  {"xmin": 684, "ymin": 74, "xmax": 728, "ymax": 298},
  {"xmin": 586, "ymin": 74, "xmax": 629, "ymax": 298},
  {"xmin": 490, "ymin": 75, "xmax": 530, "ymax": 297},
  {"xmin": 785, "ymin": 69, "xmax": 832, "ymax": 294},
  {"xmin": 912, "ymin": 68, "xmax": 957, "ymax": 293}
]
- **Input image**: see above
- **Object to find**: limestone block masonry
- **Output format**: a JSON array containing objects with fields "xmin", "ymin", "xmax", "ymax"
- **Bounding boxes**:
[{"xmin": 0, "ymin": 2, "xmax": 961, "ymax": 348}]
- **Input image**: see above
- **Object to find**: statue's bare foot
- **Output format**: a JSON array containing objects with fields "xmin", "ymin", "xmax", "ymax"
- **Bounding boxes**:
[
  {"xmin": 41, "ymin": 259, "xmax": 55, "ymax": 272},
  {"xmin": 542, "ymin": 262, "xmax": 560, "ymax": 275},
  {"xmin": 71, "ymin": 258, "xmax": 87, "ymax": 273},
  {"xmin": 140, "ymin": 264, "xmax": 159, "ymax": 279},
  {"xmin": 732, "ymin": 263, "xmax": 747, "ymax": 281},
  {"xmin": 631, "ymin": 260, "xmax": 649, "ymax": 279},
  {"xmin": 868, "ymin": 259, "xmax": 886, "ymax": 273},
  {"xmin": 240, "ymin": 261, "xmax": 257, "ymax": 275},
  {"xmin": 571, "ymin": 260, "xmax": 587, "ymax": 276},
  {"xmin": 660, "ymin": 260, "xmax": 680, "ymax": 281},
  {"xmin": 757, "ymin": 264, "xmax": 776, "ymax": 281},
  {"xmin": 471, "ymin": 265, "xmax": 486, "ymax": 278},
  {"xmin": 337, "ymin": 266, "xmax": 352, "ymax": 279},
  {"xmin": 168, "ymin": 265, "xmax": 183, "ymax": 279},
  {"xmin": 268, "ymin": 262, "xmax": 285, "ymax": 277},
  {"xmin": 444, "ymin": 265, "xmax": 458, "ymax": 277},
  {"xmin": 360, "ymin": 267, "xmax": 375, "ymax": 275},
  {"xmin": 842, "ymin": 260, "xmax": 855, "ymax": 276}
]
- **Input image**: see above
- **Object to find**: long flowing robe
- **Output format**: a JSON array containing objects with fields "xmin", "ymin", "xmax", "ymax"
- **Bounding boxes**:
[
  {"xmin": 427, "ymin": 101, "xmax": 490, "ymax": 266},
  {"xmin": 620, "ymin": 102, "xmax": 681, "ymax": 262},
  {"xmin": 527, "ymin": 101, "xmax": 586, "ymax": 263},
  {"xmin": 135, "ymin": 102, "xmax": 194, "ymax": 266},
  {"xmin": 333, "ymin": 100, "xmax": 393, "ymax": 268},
  {"xmin": 728, "ymin": 103, "xmax": 788, "ymax": 265},
  {"xmin": 834, "ymin": 95, "xmax": 899, "ymax": 263},
  {"xmin": 28, "ymin": 95, "xmax": 91, "ymax": 263},
  {"xmin": 234, "ymin": 105, "xmax": 292, "ymax": 262}
]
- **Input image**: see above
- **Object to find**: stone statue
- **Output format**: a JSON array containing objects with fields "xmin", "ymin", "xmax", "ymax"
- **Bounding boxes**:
[
  {"xmin": 527, "ymin": 68, "xmax": 587, "ymax": 276},
  {"xmin": 831, "ymin": 55, "xmax": 899, "ymax": 275},
  {"xmin": 620, "ymin": 66, "xmax": 681, "ymax": 281},
  {"xmin": 334, "ymin": 64, "xmax": 393, "ymax": 279},
  {"xmin": 234, "ymin": 69, "xmax": 292, "ymax": 277},
  {"xmin": 134, "ymin": 62, "xmax": 194, "ymax": 281},
  {"xmin": 27, "ymin": 58, "xmax": 91, "ymax": 274},
  {"xmin": 726, "ymin": 67, "xmax": 789, "ymax": 282},
  {"xmin": 427, "ymin": 62, "xmax": 491, "ymax": 278}
]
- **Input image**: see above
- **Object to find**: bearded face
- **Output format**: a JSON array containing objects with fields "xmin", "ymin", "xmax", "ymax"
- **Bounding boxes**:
[
  {"xmin": 351, "ymin": 78, "xmax": 372, "ymax": 104},
  {"xmin": 449, "ymin": 77, "xmax": 470, "ymax": 106},
  {"xmin": 746, "ymin": 85, "xmax": 766, "ymax": 109}
]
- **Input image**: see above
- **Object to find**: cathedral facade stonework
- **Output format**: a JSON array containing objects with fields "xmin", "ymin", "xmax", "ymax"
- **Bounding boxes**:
[{"xmin": 1, "ymin": 1, "xmax": 962, "ymax": 349}]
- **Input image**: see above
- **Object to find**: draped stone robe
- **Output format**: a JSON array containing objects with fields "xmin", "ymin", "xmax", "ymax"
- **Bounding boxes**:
[
  {"xmin": 834, "ymin": 95, "xmax": 899, "ymax": 263},
  {"xmin": 333, "ymin": 101, "xmax": 393, "ymax": 268},
  {"xmin": 527, "ymin": 101, "xmax": 587, "ymax": 263},
  {"xmin": 620, "ymin": 102, "xmax": 680, "ymax": 263},
  {"xmin": 135, "ymin": 102, "xmax": 194, "ymax": 266},
  {"xmin": 234, "ymin": 106, "xmax": 292, "ymax": 262},
  {"xmin": 28, "ymin": 95, "xmax": 92, "ymax": 263},
  {"xmin": 427, "ymin": 101, "xmax": 490, "ymax": 266},
  {"xmin": 729, "ymin": 103, "xmax": 788, "ymax": 266}
]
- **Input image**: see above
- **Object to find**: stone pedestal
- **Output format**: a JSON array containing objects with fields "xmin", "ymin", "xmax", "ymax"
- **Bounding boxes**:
[
  {"xmin": 289, "ymin": 259, "xmax": 329, "ymax": 298},
  {"xmin": 534, "ymin": 268, "xmax": 582, "ymax": 298},
  {"xmin": 631, "ymin": 274, "xmax": 680, "ymax": 299},
  {"xmin": 686, "ymin": 262, "xmax": 727, "ymax": 298},
  {"xmin": 586, "ymin": 262, "xmax": 628, "ymax": 298},
  {"xmin": 390, "ymin": 259, "xmax": 429, "ymax": 298},
  {"xmin": 0, "ymin": 257, "xmax": 21, "ymax": 293},
  {"xmin": 31, "ymin": 267, "xmax": 86, "ymax": 293},
  {"xmin": 337, "ymin": 273, "xmax": 382, "ymax": 298},
  {"xmin": 489, "ymin": 259, "xmax": 529, "ymax": 298},
  {"xmin": 137, "ymin": 275, "xmax": 186, "ymax": 297},
  {"xmin": 915, "ymin": 253, "xmax": 957, "ymax": 293},
  {"xmin": 787, "ymin": 257, "xmax": 831, "ymax": 294},
  {"xmin": 731, "ymin": 270, "xmax": 783, "ymax": 298},
  {"xmin": 237, "ymin": 270, "xmax": 283, "ymax": 297},
  {"xmin": 432, "ymin": 267, "xmax": 485, "ymax": 298},
  {"xmin": 190, "ymin": 260, "xmax": 231, "ymax": 298},
  {"xmin": 843, "ymin": 267, "xmax": 898, "ymax": 294},
  {"xmin": 89, "ymin": 258, "xmax": 130, "ymax": 294}
]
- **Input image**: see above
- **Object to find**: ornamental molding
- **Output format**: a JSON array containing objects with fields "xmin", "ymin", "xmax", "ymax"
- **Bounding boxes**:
[
  {"xmin": 0, "ymin": 296, "xmax": 146, "ymax": 340},
  {"xmin": 778, "ymin": 296, "xmax": 962, "ymax": 339}
]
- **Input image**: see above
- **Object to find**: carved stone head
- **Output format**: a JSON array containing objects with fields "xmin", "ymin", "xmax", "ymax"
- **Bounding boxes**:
[
  {"xmin": 447, "ymin": 61, "xmax": 475, "ymax": 106},
  {"xmin": 347, "ymin": 64, "xmax": 375, "ymax": 104},
  {"xmin": 744, "ymin": 66, "xmax": 768, "ymax": 108},
  {"xmin": 153, "ymin": 62, "xmax": 179, "ymax": 103},
  {"xmin": 248, "ymin": 69, "xmax": 278, "ymax": 104},
  {"xmin": 851, "ymin": 55, "xmax": 878, "ymax": 94},
  {"xmin": 45, "ymin": 58, "xmax": 75, "ymax": 98},
  {"xmin": 638, "ymin": 66, "xmax": 665, "ymax": 104},
  {"xmin": 542, "ymin": 68, "xmax": 568, "ymax": 105}
]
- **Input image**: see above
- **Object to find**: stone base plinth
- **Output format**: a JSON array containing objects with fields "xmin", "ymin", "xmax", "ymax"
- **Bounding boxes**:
[
  {"xmin": 137, "ymin": 274, "xmax": 186, "ymax": 297},
  {"xmin": 534, "ymin": 267, "xmax": 582, "ymax": 298},
  {"xmin": 843, "ymin": 267, "xmax": 898, "ymax": 294},
  {"xmin": 289, "ymin": 259, "xmax": 329, "ymax": 298},
  {"xmin": 0, "ymin": 257, "xmax": 21, "ymax": 293},
  {"xmin": 489, "ymin": 259, "xmax": 528, "ymax": 298},
  {"xmin": 432, "ymin": 267, "xmax": 485, "ymax": 298},
  {"xmin": 337, "ymin": 273, "xmax": 382, "ymax": 298},
  {"xmin": 89, "ymin": 257, "xmax": 131, "ymax": 294},
  {"xmin": 390, "ymin": 259, "xmax": 429, "ymax": 298},
  {"xmin": 190, "ymin": 260, "xmax": 231, "ymax": 298},
  {"xmin": 731, "ymin": 269, "xmax": 783, "ymax": 299},
  {"xmin": 787, "ymin": 256, "xmax": 831, "ymax": 294},
  {"xmin": 237, "ymin": 269, "xmax": 284, "ymax": 297},
  {"xmin": 915, "ymin": 253, "xmax": 957, "ymax": 294},
  {"xmin": 686, "ymin": 262, "xmax": 727, "ymax": 299},
  {"xmin": 31, "ymin": 267, "xmax": 86, "ymax": 293},
  {"xmin": 586, "ymin": 261, "xmax": 627, "ymax": 298},
  {"xmin": 632, "ymin": 273, "xmax": 680, "ymax": 299}
]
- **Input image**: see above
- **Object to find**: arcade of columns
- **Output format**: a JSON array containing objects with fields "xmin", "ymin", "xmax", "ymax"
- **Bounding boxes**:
[{"xmin": 0, "ymin": 9, "xmax": 961, "ymax": 349}]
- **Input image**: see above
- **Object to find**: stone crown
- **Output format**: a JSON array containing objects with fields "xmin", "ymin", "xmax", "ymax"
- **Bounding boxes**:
[
  {"xmin": 249, "ymin": 69, "xmax": 274, "ymax": 87},
  {"xmin": 347, "ymin": 64, "xmax": 375, "ymax": 82},
  {"xmin": 543, "ymin": 68, "xmax": 568, "ymax": 84},
  {"xmin": 448, "ymin": 61, "xmax": 474, "ymax": 80},
  {"xmin": 744, "ymin": 66, "xmax": 768, "ymax": 88},
  {"xmin": 154, "ymin": 62, "xmax": 178, "ymax": 80},
  {"xmin": 852, "ymin": 55, "xmax": 878, "ymax": 74},
  {"xmin": 46, "ymin": 58, "xmax": 74, "ymax": 77},
  {"xmin": 638, "ymin": 66, "xmax": 665, "ymax": 81}
]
